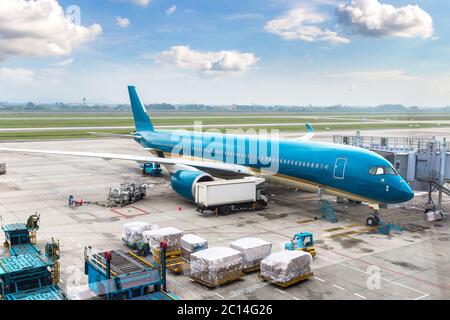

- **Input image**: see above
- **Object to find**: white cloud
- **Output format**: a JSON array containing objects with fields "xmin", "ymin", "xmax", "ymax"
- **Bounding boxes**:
[
  {"xmin": 116, "ymin": 16, "xmax": 131, "ymax": 28},
  {"xmin": 0, "ymin": 67, "xmax": 35, "ymax": 84},
  {"xmin": 166, "ymin": 5, "xmax": 177, "ymax": 16},
  {"xmin": 265, "ymin": 7, "xmax": 350, "ymax": 44},
  {"xmin": 52, "ymin": 58, "xmax": 75, "ymax": 67},
  {"xmin": 0, "ymin": 0, "xmax": 102, "ymax": 60},
  {"xmin": 131, "ymin": 0, "xmax": 150, "ymax": 6},
  {"xmin": 336, "ymin": 0, "xmax": 434, "ymax": 39},
  {"xmin": 154, "ymin": 46, "xmax": 259, "ymax": 76}
]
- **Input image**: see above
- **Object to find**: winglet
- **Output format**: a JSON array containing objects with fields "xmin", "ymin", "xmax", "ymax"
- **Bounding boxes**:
[
  {"xmin": 128, "ymin": 86, "xmax": 154, "ymax": 132},
  {"xmin": 296, "ymin": 123, "xmax": 315, "ymax": 141}
]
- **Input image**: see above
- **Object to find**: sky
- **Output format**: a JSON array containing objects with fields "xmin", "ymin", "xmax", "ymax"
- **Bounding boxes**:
[{"xmin": 0, "ymin": 0, "xmax": 449, "ymax": 107}]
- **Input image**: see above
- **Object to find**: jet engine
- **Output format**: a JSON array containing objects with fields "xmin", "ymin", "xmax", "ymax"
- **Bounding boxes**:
[{"xmin": 171, "ymin": 170, "xmax": 214, "ymax": 201}]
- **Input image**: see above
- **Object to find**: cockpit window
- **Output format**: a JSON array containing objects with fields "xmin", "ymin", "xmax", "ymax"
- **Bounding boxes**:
[
  {"xmin": 384, "ymin": 166, "xmax": 398, "ymax": 175},
  {"xmin": 369, "ymin": 166, "xmax": 398, "ymax": 176}
]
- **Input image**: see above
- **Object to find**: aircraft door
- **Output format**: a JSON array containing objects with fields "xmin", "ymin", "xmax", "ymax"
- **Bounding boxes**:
[{"xmin": 334, "ymin": 158, "xmax": 347, "ymax": 180}]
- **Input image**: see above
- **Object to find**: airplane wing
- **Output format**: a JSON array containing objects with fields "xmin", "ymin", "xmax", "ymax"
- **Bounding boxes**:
[
  {"xmin": 88, "ymin": 132, "xmax": 142, "ymax": 139},
  {"xmin": 0, "ymin": 147, "xmax": 252, "ymax": 175},
  {"xmin": 296, "ymin": 124, "xmax": 315, "ymax": 141}
]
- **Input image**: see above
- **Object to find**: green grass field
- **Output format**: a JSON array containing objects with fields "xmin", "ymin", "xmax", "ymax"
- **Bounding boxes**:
[
  {"xmin": 0, "ymin": 116, "xmax": 365, "ymax": 128},
  {"xmin": 0, "ymin": 112, "xmax": 447, "ymax": 140}
]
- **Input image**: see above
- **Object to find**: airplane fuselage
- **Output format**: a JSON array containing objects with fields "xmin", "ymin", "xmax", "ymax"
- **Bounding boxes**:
[{"xmin": 135, "ymin": 129, "xmax": 414, "ymax": 204}]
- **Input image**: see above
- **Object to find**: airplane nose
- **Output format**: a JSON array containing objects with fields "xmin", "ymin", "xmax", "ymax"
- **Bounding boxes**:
[{"xmin": 398, "ymin": 180, "xmax": 414, "ymax": 202}]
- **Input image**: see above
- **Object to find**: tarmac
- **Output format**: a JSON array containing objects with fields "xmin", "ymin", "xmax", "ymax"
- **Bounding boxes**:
[{"xmin": 0, "ymin": 136, "xmax": 449, "ymax": 300}]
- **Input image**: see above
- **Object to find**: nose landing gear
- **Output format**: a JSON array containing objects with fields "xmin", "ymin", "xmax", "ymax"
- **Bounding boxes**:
[{"xmin": 366, "ymin": 209, "xmax": 381, "ymax": 226}]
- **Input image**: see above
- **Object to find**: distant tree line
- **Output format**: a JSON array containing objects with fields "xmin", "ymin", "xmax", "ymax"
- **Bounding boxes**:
[{"xmin": 0, "ymin": 101, "xmax": 448, "ymax": 113}]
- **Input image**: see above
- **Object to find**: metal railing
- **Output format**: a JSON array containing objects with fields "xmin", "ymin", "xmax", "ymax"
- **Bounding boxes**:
[{"xmin": 333, "ymin": 135, "xmax": 445, "ymax": 154}]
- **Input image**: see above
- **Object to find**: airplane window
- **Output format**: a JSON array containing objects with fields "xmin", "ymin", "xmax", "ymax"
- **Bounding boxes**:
[
  {"xmin": 384, "ymin": 166, "xmax": 398, "ymax": 175},
  {"xmin": 369, "ymin": 166, "xmax": 398, "ymax": 175}
]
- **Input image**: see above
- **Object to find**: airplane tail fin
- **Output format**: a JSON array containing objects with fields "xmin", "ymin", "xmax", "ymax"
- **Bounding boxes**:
[{"xmin": 128, "ymin": 85, "xmax": 154, "ymax": 132}]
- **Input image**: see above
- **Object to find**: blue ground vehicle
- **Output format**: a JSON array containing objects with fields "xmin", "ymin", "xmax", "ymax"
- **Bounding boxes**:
[
  {"xmin": 140, "ymin": 162, "xmax": 162, "ymax": 176},
  {"xmin": 285, "ymin": 232, "xmax": 317, "ymax": 257}
]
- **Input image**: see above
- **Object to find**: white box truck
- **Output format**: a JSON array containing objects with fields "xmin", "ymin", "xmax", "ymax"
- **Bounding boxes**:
[{"xmin": 195, "ymin": 177, "xmax": 268, "ymax": 215}]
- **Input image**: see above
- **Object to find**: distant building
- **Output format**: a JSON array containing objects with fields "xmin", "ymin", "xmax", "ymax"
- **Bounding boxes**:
[{"xmin": 222, "ymin": 104, "xmax": 237, "ymax": 111}]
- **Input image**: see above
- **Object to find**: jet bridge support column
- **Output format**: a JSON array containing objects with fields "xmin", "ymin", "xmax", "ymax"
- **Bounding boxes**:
[{"xmin": 437, "ymin": 138, "xmax": 447, "ymax": 212}]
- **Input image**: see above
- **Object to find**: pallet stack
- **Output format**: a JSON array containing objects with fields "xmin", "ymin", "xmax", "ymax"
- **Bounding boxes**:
[
  {"xmin": 260, "ymin": 251, "xmax": 313, "ymax": 288},
  {"xmin": 122, "ymin": 222, "xmax": 159, "ymax": 244},
  {"xmin": 144, "ymin": 227, "xmax": 185, "ymax": 273},
  {"xmin": 143, "ymin": 227, "xmax": 184, "ymax": 252},
  {"xmin": 190, "ymin": 247, "xmax": 244, "ymax": 288},
  {"xmin": 230, "ymin": 237, "xmax": 272, "ymax": 273},
  {"xmin": 181, "ymin": 234, "xmax": 208, "ymax": 262}
]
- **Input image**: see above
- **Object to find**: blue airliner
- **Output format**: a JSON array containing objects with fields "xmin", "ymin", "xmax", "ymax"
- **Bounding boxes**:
[{"xmin": 0, "ymin": 86, "xmax": 414, "ymax": 225}]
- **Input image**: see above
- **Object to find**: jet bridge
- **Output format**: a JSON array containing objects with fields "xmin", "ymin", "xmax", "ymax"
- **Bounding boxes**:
[{"xmin": 334, "ymin": 133, "xmax": 450, "ymax": 215}]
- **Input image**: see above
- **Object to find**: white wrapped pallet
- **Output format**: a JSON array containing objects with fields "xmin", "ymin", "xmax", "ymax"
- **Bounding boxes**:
[
  {"xmin": 230, "ymin": 237, "xmax": 272, "ymax": 270},
  {"xmin": 143, "ymin": 227, "xmax": 184, "ymax": 251},
  {"xmin": 181, "ymin": 234, "xmax": 208, "ymax": 262},
  {"xmin": 260, "ymin": 251, "xmax": 312, "ymax": 284},
  {"xmin": 122, "ymin": 221, "xmax": 159, "ymax": 243},
  {"xmin": 190, "ymin": 247, "xmax": 243, "ymax": 286}
]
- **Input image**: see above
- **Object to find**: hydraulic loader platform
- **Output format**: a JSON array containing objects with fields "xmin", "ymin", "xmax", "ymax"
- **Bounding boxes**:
[{"xmin": 84, "ymin": 244, "xmax": 179, "ymax": 300}]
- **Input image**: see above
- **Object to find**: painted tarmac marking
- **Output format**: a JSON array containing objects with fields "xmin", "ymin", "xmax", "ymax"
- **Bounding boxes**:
[
  {"xmin": 414, "ymin": 293, "xmax": 430, "ymax": 300},
  {"xmin": 354, "ymin": 293, "xmax": 367, "ymax": 299},
  {"xmin": 313, "ymin": 276, "xmax": 325, "ymax": 282},
  {"xmin": 327, "ymin": 248, "xmax": 450, "ymax": 291},
  {"xmin": 318, "ymin": 255, "xmax": 428, "ymax": 299},
  {"xmin": 325, "ymin": 231, "xmax": 358, "ymax": 239},
  {"xmin": 214, "ymin": 293, "xmax": 225, "ymax": 299},
  {"xmin": 324, "ymin": 227, "xmax": 345, "ymax": 232},
  {"xmin": 333, "ymin": 284, "xmax": 345, "ymax": 291},
  {"xmin": 296, "ymin": 219, "xmax": 317, "ymax": 224},
  {"xmin": 345, "ymin": 223, "xmax": 363, "ymax": 229},
  {"xmin": 274, "ymin": 288, "xmax": 286, "ymax": 294},
  {"xmin": 324, "ymin": 227, "xmax": 378, "ymax": 239}
]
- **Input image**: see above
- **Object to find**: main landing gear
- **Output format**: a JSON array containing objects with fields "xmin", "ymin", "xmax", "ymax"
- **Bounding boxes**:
[{"xmin": 366, "ymin": 209, "xmax": 381, "ymax": 226}]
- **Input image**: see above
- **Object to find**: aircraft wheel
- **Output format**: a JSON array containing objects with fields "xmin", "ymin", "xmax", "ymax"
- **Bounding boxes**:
[{"xmin": 366, "ymin": 217, "xmax": 380, "ymax": 226}]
